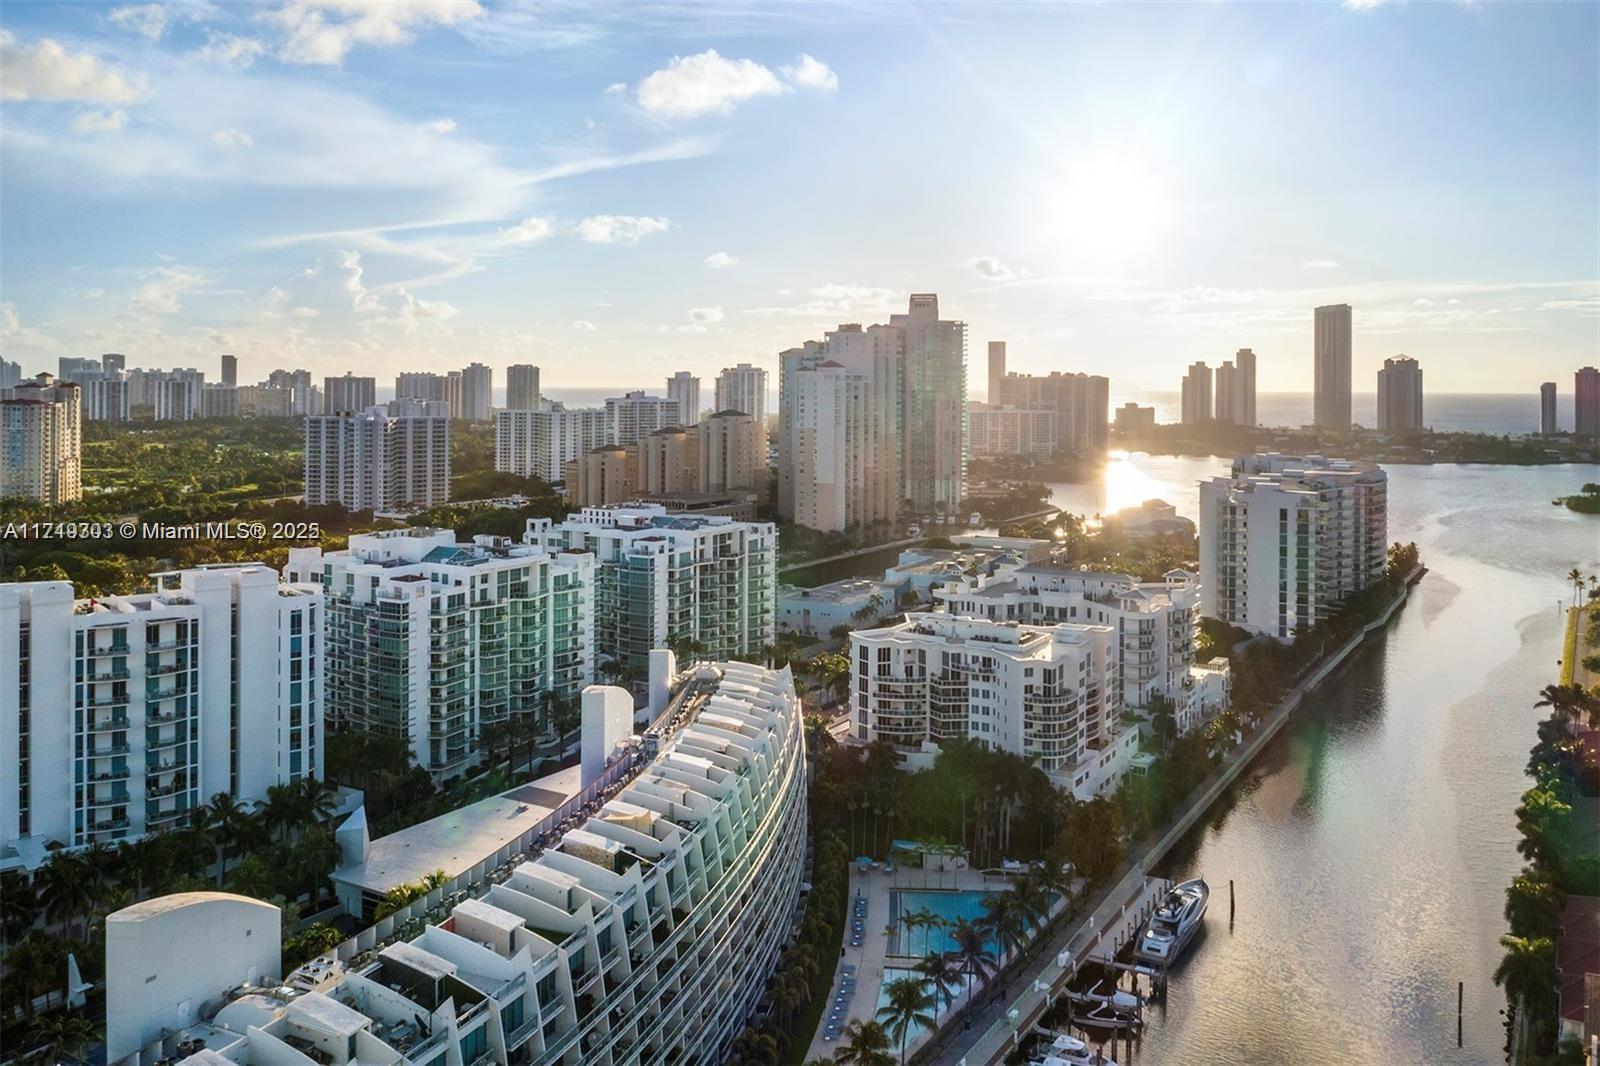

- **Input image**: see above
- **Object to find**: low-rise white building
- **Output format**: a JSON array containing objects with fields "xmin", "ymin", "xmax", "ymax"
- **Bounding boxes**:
[
  {"xmin": 110, "ymin": 659, "xmax": 807, "ymax": 1066},
  {"xmin": 777, "ymin": 577, "xmax": 906, "ymax": 637},
  {"xmin": 935, "ymin": 563, "xmax": 1203, "ymax": 729},
  {"xmin": 0, "ymin": 565, "xmax": 322, "ymax": 871},
  {"xmin": 849, "ymin": 612, "xmax": 1138, "ymax": 799},
  {"xmin": 288, "ymin": 529, "xmax": 595, "ymax": 782}
]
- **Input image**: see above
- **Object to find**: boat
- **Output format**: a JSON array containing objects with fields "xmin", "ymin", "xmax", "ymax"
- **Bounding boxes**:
[
  {"xmin": 1134, "ymin": 877, "xmax": 1209, "ymax": 966},
  {"xmin": 1029, "ymin": 1039, "xmax": 1119, "ymax": 1066},
  {"xmin": 1064, "ymin": 986, "xmax": 1142, "ymax": 1030}
]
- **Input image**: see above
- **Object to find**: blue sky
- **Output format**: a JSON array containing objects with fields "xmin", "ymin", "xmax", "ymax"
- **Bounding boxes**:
[{"xmin": 1, "ymin": 0, "xmax": 1595, "ymax": 397}]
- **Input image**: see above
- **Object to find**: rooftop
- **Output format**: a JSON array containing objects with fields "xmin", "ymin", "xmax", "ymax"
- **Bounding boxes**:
[{"xmin": 332, "ymin": 763, "xmax": 583, "ymax": 896}]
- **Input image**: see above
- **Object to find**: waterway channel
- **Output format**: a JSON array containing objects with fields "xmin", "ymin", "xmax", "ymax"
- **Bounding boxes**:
[{"xmin": 812, "ymin": 454, "xmax": 1600, "ymax": 1064}]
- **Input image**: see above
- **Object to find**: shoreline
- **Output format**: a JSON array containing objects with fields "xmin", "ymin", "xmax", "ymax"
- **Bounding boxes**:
[{"xmin": 928, "ymin": 563, "xmax": 1427, "ymax": 1066}]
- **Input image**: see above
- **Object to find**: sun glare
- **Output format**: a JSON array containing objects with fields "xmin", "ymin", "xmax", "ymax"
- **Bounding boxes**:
[{"xmin": 1054, "ymin": 153, "xmax": 1176, "ymax": 263}]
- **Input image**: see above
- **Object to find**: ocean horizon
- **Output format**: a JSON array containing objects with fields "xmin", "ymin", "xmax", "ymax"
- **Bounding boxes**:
[{"xmin": 380, "ymin": 386, "xmax": 1564, "ymax": 437}]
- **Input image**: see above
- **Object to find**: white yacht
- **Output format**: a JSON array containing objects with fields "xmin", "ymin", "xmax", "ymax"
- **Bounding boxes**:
[
  {"xmin": 1134, "ymin": 877, "xmax": 1209, "ymax": 966},
  {"xmin": 1031, "ymin": 1033, "xmax": 1119, "ymax": 1066}
]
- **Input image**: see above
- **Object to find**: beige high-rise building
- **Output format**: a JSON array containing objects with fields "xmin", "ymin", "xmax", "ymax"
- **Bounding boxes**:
[
  {"xmin": 778, "ymin": 323, "xmax": 903, "ymax": 532},
  {"xmin": 565, "ymin": 444, "xmax": 635, "ymax": 507},
  {"xmin": 1233, "ymin": 348, "xmax": 1258, "ymax": 427},
  {"xmin": 1314, "ymin": 304, "xmax": 1353, "ymax": 429},
  {"xmin": 461, "ymin": 362, "xmax": 493, "ymax": 421},
  {"xmin": 506, "ymin": 364, "xmax": 541, "ymax": 410},
  {"xmin": 995, "ymin": 368, "xmax": 1109, "ymax": 453},
  {"xmin": 1376, "ymin": 355, "xmax": 1424, "ymax": 434},
  {"xmin": 636, "ymin": 426, "xmax": 700, "ymax": 494},
  {"xmin": 987, "ymin": 340, "xmax": 1006, "ymax": 404},
  {"xmin": 666, "ymin": 371, "xmax": 701, "ymax": 426},
  {"xmin": 1181, "ymin": 361, "xmax": 1213, "ymax": 423},
  {"xmin": 1, "ymin": 373, "xmax": 82, "ymax": 503},
  {"xmin": 699, "ymin": 409, "xmax": 767, "ymax": 497},
  {"xmin": 714, "ymin": 363, "xmax": 768, "ymax": 421},
  {"xmin": 1215, "ymin": 361, "xmax": 1238, "ymax": 424}
]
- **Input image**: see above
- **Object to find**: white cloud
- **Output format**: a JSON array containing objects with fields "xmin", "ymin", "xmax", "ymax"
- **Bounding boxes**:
[
  {"xmin": 1413, "ymin": 297, "xmax": 1434, "ymax": 307},
  {"xmin": 703, "ymin": 251, "xmax": 737, "ymax": 270},
  {"xmin": 262, "ymin": 0, "xmax": 485, "ymax": 66},
  {"xmin": 1343, "ymin": 0, "xmax": 1389, "ymax": 10},
  {"xmin": 744, "ymin": 283, "xmax": 899, "ymax": 318},
  {"xmin": 391, "ymin": 286, "xmax": 459, "ymax": 332},
  {"xmin": 289, "ymin": 305, "xmax": 320, "ymax": 318},
  {"xmin": 134, "ymin": 265, "xmax": 207, "ymax": 314},
  {"xmin": 781, "ymin": 54, "xmax": 838, "ymax": 92},
  {"xmin": 72, "ymin": 109, "xmax": 128, "ymax": 134},
  {"xmin": 576, "ymin": 214, "xmax": 670, "ymax": 245},
  {"xmin": 109, "ymin": 1, "xmax": 219, "ymax": 41},
  {"xmin": 422, "ymin": 117, "xmax": 456, "ymax": 134},
  {"xmin": 0, "ymin": 30, "xmax": 146, "ymax": 103},
  {"xmin": 1, "ymin": 303, "xmax": 58, "ymax": 351},
  {"xmin": 571, "ymin": 319, "xmax": 597, "ymax": 331},
  {"xmin": 604, "ymin": 82, "xmax": 627, "ymax": 96},
  {"xmin": 964, "ymin": 255, "xmax": 1019, "ymax": 283},
  {"xmin": 188, "ymin": 32, "xmax": 266, "ymax": 68},
  {"xmin": 635, "ymin": 49, "xmax": 783, "ymax": 119},
  {"xmin": 211, "ymin": 127, "xmax": 254, "ymax": 149},
  {"xmin": 688, "ymin": 305, "xmax": 723, "ymax": 323},
  {"xmin": 496, "ymin": 217, "xmax": 552, "ymax": 245},
  {"xmin": 1301, "ymin": 258, "xmax": 1341, "ymax": 269}
]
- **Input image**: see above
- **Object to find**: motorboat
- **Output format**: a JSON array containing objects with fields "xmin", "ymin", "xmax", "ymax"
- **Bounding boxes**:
[
  {"xmin": 1030, "ymin": 1046, "xmax": 1118, "ymax": 1066},
  {"xmin": 1064, "ymin": 986, "xmax": 1142, "ymax": 1030},
  {"xmin": 1134, "ymin": 877, "xmax": 1208, "ymax": 966}
]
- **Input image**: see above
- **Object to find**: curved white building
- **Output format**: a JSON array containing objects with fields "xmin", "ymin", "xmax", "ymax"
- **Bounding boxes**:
[{"xmin": 115, "ymin": 661, "xmax": 807, "ymax": 1066}]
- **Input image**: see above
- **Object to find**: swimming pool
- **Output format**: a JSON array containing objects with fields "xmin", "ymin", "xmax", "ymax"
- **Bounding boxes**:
[{"xmin": 888, "ymin": 888, "xmax": 1059, "ymax": 957}]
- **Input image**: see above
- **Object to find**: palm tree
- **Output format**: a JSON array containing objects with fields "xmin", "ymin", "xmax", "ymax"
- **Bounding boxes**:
[
  {"xmin": 300, "ymin": 777, "xmax": 339, "ymax": 825},
  {"xmin": 835, "ymin": 1018, "xmax": 895, "ymax": 1066},
  {"xmin": 876, "ymin": 976, "xmax": 936, "ymax": 1065},
  {"xmin": 0, "ymin": 870, "xmax": 40, "ymax": 946},
  {"xmin": 36, "ymin": 852, "xmax": 96, "ymax": 939},
  {"xmin": 28, "ymin": 1012, "xmax": 99, "ymax": 1064},
  {"xmin": 1494, "ymin": 934, "xmax": 1558, "ymax": 1034},
  {"xmin": 208, "ymin": 792, "xmax": 258, "ymax": 885},
  {"xmin": 916, "ymin": 951, "xmax": 964, "ymax": 1017},
  {"xmin": 258, "ymin": 782, "xmax": 300, "ymax": 844},
  {"xmin": 1568, "ymin": 567, "xmax": 1585, "ymax": 608},
  {"xmin": 981, "ymin": 890, "xmax": 1025, "ymax": 964},
  {"xmin": 1505, "ymin": 868, "xmax": 1567, "ymax": 939},
  {"xmin": 947, "ymin": 917, "xmax": 997, "ymax": 995},
  {"xmin": 728, "ymin": 1026, "xmax": 781, "ymax": 1065},
  {"xmin": 4, "ymin": 932, "xmax": 66, "ymax": 1017}
]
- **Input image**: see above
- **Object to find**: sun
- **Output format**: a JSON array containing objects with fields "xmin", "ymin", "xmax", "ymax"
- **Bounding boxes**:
[{"xmin": 1053, "ymin": 152, "xmax": 1177, "ymax": 264}]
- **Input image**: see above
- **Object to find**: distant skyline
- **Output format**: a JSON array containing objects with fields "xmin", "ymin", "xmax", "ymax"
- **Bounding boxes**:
[{"xmin": 1, "ymin": 1, "xmax": 1595, "ymax": 393}]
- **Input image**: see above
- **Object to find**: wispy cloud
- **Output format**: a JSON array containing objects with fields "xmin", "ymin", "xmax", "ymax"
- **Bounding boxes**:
[
  {"xmin": 704, "ymin": 251, "xmax": 738, "ymax": 270},
  {"xmin": 1301, "ymin": 258, "xmax": 1341, "ymax": 269}
]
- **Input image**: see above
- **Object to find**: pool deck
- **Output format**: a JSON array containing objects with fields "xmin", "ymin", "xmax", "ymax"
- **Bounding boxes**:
[{"xmin": 802, "ymin": 864, "xmax": 1080, "ymax": 1063}]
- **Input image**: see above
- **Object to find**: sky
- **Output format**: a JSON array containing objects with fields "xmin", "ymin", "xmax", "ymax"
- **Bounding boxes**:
[{"xmin": 1, "ymin": 0, "xmax": 1596, "ymax": 400}]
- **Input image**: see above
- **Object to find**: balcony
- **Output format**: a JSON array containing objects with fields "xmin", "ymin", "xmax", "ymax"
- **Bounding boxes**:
[
  {"xmin": 145, "ymin": 659, "xmax": 188, "ymax": 677},
  {"xmin": 86, "ymin": 666, "xmax": 130, "ymax": 682},
  {"xmin": 87, "ymin": 743, "xmax": 131, "ymax": 759},
  {"xmin": 89, "ymin": 767, "xmax": 130, "ymax": 783},
  {"xmin": 85, "ymin": 692, "xmax": 127, "ymax": 708},
  {"xmin": 145, "ymin": 638, "xmax": 189, "ymax": 653},
  {"xmin": 86, "ymin": 643, "xmax": 131, "ymax": 659},
  {"xmin": 86, "ymin": 788, "xmax": 130, "ymax": 808},
  {"xmin": 146, "ymin": 732, "xmax": 187, "ymax": 752},
  {"xmin": 88, "ymin": 715, "xmax": 131, "ymax": 732}
]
